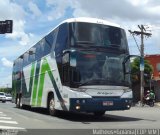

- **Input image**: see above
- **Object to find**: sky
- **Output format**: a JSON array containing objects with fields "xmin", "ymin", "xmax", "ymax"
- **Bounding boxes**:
[{"xmin": 0, "ymin": 0, "xmax": 160, "ymax": 87}]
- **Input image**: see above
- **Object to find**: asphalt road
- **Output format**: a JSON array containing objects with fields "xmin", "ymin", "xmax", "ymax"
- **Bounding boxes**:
[{"xmin": 0, "ymin": 102, "xmax": 160, "ymax": 135}]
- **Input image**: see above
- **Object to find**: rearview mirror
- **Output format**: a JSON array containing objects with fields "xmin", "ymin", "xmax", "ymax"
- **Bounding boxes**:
[{"xmin": 123, "ymin": 55, "xmax": 141, "ymax": 75}]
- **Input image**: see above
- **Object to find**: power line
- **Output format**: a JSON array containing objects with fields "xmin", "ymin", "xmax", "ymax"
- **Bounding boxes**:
[{"xmin": 128, "ymin": 30, "xmax": 141, "ymax": 53}]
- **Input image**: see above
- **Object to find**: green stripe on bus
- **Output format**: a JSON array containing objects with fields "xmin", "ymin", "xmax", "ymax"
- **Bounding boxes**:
[
  {"xmin": 30, "ymin": 58, "xmax": 67, "ymax": 110},
  {"xmin": 32, "ymin": 62, "xmax": 40, "ymax": 106},
  {"xmin": 37, "ymin": 58, "xmax": 67, "ymax": 110},
  {"xmin": 29, "ymin": 62, "xmax": 35, "ymax": 104},
  {"xmin": 37, "ymin": 58, "xmax": 50, "ymax": 106}
]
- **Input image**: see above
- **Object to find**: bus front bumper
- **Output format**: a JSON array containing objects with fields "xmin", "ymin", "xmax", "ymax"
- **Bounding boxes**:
[{"xmin": 69, "ymin": 97, "xmax": 132, "ymax": 112}]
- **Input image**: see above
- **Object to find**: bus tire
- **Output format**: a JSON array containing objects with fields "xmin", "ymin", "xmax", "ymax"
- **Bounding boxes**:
[
  {"xmin": 19, "ymin": 97, "xmax": 23, "ymax": 108},
  {"xmin": 16, "ymin": 96, "xmax": 23, "ymax": 108},
  {"xmin": 48, "ymin": 94, "xmax": 57, "ymax": 116},
  {"xmin": 16, "ymin": 97, "xmax": 20, "ymax": 108},
  {"xmin": 94, "ymin": 111, "xmax": 105, "ymax": 116}
]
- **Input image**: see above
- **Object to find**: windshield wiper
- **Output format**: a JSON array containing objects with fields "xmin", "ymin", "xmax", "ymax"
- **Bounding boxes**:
[
  {"xmin": 107, "ymin": 44, "xmax": 120, "ymax": 48},
  {"xmin": 78, "ymin": 79, "xmax": 106, "ymax": 86},
  {"xmin": 79, "ymin": 79, "xmax": 130, "ymax": 87},
  {"xmin": 76, "ymin": 41, "xmax": 95, "ymax": 45},
  {"xmin": 75, "ymin": 41, "xmax": 107, "ymax": 50}
]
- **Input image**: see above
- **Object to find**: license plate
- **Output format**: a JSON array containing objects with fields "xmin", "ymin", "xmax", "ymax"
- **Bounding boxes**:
[{"xmin": 103, "ymin": 101, "xmax": 113, "ymax": 106}]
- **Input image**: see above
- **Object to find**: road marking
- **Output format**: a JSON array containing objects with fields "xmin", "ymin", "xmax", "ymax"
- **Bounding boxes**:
[
  {"xmin": 0, "ymin": 117, "xmax": 12, "ymax": 120},
  {"xmin": 0, "ymin": 125, "xmax": 25, "ymax": 130},
  {"xmin": 0, "ymin": 112, "xmax": 25, "ymax": 130},
  {"xmin": 0, "ymin": 120, "xmax": 18, "ymax": 124},
  {"xmin": 0, "ymin": 114, "xmax": 7, "ymax": 116}
]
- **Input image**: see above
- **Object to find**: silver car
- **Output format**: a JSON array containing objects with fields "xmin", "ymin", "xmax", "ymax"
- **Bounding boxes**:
[
  {"xmin": 0, "ymin": 92, "xmax": 6, "ymax": 103},
  {"xmin": 5, "ymin": 93, "xmax": 12, "ymax": 102}
]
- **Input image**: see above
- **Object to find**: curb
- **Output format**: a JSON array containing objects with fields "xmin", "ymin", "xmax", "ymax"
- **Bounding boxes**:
[
  {"xmin": 155, "ymin": 103, "xmax": 160, "ymax": 107},
  {"xmin": 132, "ymin": 102, "xmax": 160, "ymax": 107}
]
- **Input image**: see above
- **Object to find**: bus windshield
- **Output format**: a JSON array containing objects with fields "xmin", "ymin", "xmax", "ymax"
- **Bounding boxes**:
[
  {"xmin": 70, "ymin": 51, "xmax": 131, "ymax": 87},
  {"xmin": 69, "ymin": 22, "xmax": 129, "ymax": 52}
]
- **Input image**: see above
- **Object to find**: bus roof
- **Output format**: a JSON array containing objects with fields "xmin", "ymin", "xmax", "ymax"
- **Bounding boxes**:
[{"xmin": 61, "ymin": 17, "xmax": 121, "ymax": 28}]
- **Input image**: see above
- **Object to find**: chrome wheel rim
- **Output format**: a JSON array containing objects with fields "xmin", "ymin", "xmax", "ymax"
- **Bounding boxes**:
[
  {"xmin": 17, "ymin": 98, "xmax": 19, "ymax": 105},
  {"xmin": 49, "ymin": 99, "xmax": 55, "ymax": 111},
  {"xmin": 20, "ymin": 98, "xmax": 22, "ymax": 107}
]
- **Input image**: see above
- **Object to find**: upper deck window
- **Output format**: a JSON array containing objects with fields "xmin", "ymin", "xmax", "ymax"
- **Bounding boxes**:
[{"xmin": 69, "ymin": 22, "xmax": 128, "ymax": 52}]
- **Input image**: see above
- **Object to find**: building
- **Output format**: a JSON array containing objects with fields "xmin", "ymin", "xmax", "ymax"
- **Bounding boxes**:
[
  {"xmin": 145, "ymin": 54, "xmax": 160, "ymax": 101},
  {"xmin": 145, "ymin": 54, "xmax": 160, "ymax": 80}
]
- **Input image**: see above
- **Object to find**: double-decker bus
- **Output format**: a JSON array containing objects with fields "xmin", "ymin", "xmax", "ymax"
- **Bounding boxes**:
[{"xmin": 12, "ymin": 17, "xmax": 132, "ymax": 116}]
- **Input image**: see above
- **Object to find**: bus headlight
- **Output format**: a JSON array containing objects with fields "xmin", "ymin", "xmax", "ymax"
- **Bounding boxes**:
[
  {"xmin": 76, "ymin": 105, "xmax": 81, "ymax": 110},
  {"xmin": 70, "ymin": 52, "xmax": 77, "ymax": 67},
  {"xmin": 62, "ymin": 53, "xmax": 69, "ymax": 64},
  {"xmin": 121, "ymin": 91, "xmax": 132, "ymax": 98},
  {"xmin": 126, "ymin": 105, "xmax": 131, "ymax": 109},
  {"xmin": 71, "ymin": 88, "xmax": 87, "ymax": 92}
]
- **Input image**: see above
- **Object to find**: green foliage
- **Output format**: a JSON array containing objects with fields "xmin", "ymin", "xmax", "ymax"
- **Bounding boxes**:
[
  {"xmin": 0, "ymin": 88, "xmax": 12, "ymax": 94},
  {"xmin": 131, "ymin": 58, "xmax": 153, "ymax": 83}
]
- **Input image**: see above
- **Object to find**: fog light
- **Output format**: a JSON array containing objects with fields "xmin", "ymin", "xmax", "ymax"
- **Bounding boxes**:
[
  {"xmin": 126, "ymin": 105, "xmax": 130, "ymax": 109},
  {"xmin": 76, "ymin": 105, "xmax": 80, "ymax": 110}
]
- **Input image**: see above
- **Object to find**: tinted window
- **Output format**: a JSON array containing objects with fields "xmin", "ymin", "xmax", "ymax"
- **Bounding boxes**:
[
  {"xmin": 0, "ymin": 93, "xmax": 4, "ymax": 96},
  {"xmin": 17, "ymin": 58, "xmax": 23, "ymax": 70},
  {"xmin": 35, "ymin": 41, "xmax": 44, "ymax": 60},
  {"xmin": 44, "ymin": 39, "xmax": 51, "ymax": 56},
  {"xmin": 70, "ymin": 51, "xmax": 130, "ymax": 88},
  {"xmin": 69, "ymin": 22, "xmax": 128, "ymax": 52},
  {"xmin": 28, "ymin": 48, "xmax": 36, "ymax": 63},
  {"xmin": 23, "ymin": 53, "xmax": 29, "ymax": 66},
  {"xmin": 46, "ymin": 31, "xmax": 55, "ymax": 46},
  {"xmin": 55, "ymin": 23, "xmax": 68, "ymax": 56}
]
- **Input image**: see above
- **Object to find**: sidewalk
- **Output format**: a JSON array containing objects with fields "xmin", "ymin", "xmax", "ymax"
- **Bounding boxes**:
[
  {"xmin": 155, "ymin": 102, "xmax": 160, "ymax": 107},
  {"xmin": 132, "ymin": 101, "xmax": 160, "ymax": 107}
]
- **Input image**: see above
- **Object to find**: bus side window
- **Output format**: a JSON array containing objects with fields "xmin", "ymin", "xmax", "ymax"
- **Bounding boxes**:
[
  {"xmin": 35, "ymin": 41, "xmax": 44, "ymax": 60},
  {"xmin": 39, "ymin": 38, "xmax": 49, "ymax": 57},
  {"xmin": 103, "ymin": 27, "xmax": 111, "ymax": 46},
  {"xmin": 55, "ymin": 23, "xmax": 68, "ymax": 56},
  {"xmin": 45, "ymin": 29, "xmax": 58, "ymax": 58},
  {"xmin": 23, "ymin": 53, "xmax": 29, "ymax": 67},
  {"xmin": 109, "ymin": 28, "xmax": 121, "ymax": 45},
  {"xmin": 28, "ymin": 48, "xmax": 35, "ymax": 63},
  {"xmin": 43, "ymin": 41, "xmax": 51, "ymax": 56}
]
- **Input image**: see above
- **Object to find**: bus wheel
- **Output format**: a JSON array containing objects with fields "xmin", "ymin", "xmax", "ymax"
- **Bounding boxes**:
[
  {"xmin": 16, "ymin": 97, "xmax": 20, "ymax": 108},
  {"xmin": 48, "ymin": 95, "xmax": 57, "ymax": 116},
  {"xmin": 94, "ymin": 111, "xmax": 105, "ymax": 116},
  {"xmin": 19, "ymin": 97, "xmax": 23, "ymax": 108},
  {"xmin": 16, "ymin": 96, "xmax": 22, "ymax": 108}
]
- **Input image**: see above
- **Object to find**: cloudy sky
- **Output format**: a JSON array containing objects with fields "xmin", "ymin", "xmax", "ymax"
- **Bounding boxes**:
[{"xmin": 0, "ymin": 0, "xmax": 160, "ymax": 87}]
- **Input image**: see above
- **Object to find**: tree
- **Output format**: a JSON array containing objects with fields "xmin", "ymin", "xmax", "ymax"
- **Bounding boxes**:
[
  {"xmin": 131, "ymin": 58, "xmax": 153, "ymax": 84},
  {"xmin": 0, "ymin": 88, "xmax": 12, "ymax": 94}
]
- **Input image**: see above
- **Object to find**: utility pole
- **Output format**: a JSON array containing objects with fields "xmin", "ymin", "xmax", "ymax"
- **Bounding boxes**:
[{"xmin": 129, "ymin": 25, "xmax": 151, "ymax": 105}]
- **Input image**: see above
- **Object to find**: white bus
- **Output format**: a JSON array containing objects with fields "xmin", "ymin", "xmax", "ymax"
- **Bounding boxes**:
[{"xmin": 12, "ymin": 17, "xmax": 132, "ymax": 116}]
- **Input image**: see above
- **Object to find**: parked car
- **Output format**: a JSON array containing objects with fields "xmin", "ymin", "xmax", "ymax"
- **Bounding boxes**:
[
  {"xmin": 0, "ymin": 92, "xmax": 6, "ymax": 103},
  {"xmin": 5, "ymin": 93, "xmax": 12, "ymax": 102}
]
